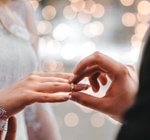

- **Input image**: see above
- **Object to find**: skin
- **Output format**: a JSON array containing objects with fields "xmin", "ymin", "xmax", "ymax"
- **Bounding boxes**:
[
  {"xmin": 0, "ymin": 116, "xmax": 17, "ymax": 140},
  {"xmin": 69, "ymin": 51, "xmax": 139, "ymax": 122},
  {"xmin": 0, "ymin": 72, "xmax": 89, "ymax": 121}
]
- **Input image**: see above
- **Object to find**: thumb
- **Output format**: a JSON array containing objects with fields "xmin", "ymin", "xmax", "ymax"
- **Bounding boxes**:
[
  {"xmin": 5, "ymin": 116, "xmax": 17, "ymax": 140},
  {"xmin": 70, "ymin": 92, "xmax": 107, "ymax": 112}
]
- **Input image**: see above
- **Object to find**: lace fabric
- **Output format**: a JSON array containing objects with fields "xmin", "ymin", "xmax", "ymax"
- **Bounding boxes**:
[{"xmin": 0, "ymin": 0, "xmax": 61, "ymax": 140}]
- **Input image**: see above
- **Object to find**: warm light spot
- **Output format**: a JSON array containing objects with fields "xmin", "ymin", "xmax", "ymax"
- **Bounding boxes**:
[
  {"xmin": 46, "ymin": 40, "xmax": 61, "ymax": 54},
  {"xmin": 131, "ymin": 34, "xmax": 142, "ymax": 44},
  {"xmin": 132, "ymin": 41, "xmax": 143, "ymax": 48},
  {"xmin": 53, "ymin": 23, "xmax": 70, "ymax": 41},
  {"xmin": 71, "ymin": 0, "xmax": 85, "ymax": 12},
  {"xmin": 84, "ymin": 21, "xmax": 104, "ymax": 37},
  {"xmin": 137, "ymin": 13, "xmax": 150, "ymax": 23},
  {"xmin": 77, "ymin": 11, "xmax": 91, "ymax": 24},
  {"xmin": 42, "ymin": 5, "xmax": 56, "ymax": 20},
  {"xmin": 120, "ymin": 0, "xmax": 134, "ymax": 6},
  {"xmin": 83, "ymin": 23, "xmax": 93, "ymax": 37},
  {"xmin": 90, "ymin": 113, "xmax": 105, "ymax": 127},
  {"xmin": 61, "ymin": 44, "xmax": 76, "ymax": 60},
  {"xmin": 91, "ymin": 4, "xmax": 105, "ymax": 18},
  {"xmin": 69, "ymin": 0, "xmax": 80, "ymax": 2},
  {"xmin": 63, "ymin": 5, "xmax": 77, "ymax": 20},
  {"xmin": 42, "ymin": 60, "xmax": 57, "ymax": 72},
  {"xmin": 82, "ymin": 41, "xmax": 96, "ymax": 56},
  {"xmin": 83, "ymin": 0, "xmax": 95, "ymax": 14},
  {"xmin": 135, "ymin": 23, "xmax": 149, "ymax": 36},
  {"xmin": 122, "ymin": 13, "xmax": 136, "ymax": 27},
  {"xmin": 137, "ymin": 1, "xmax": 150, "ymax": 15},
  {"xmin": 64, "ymin": 113, "xmax": 79, "ymax": 127},
  {"xmin": 37, "ymin": 20, "xmax": 52, "ymax": 34},
  {"xmin": 89, "ymin": 21, "xmax": 104, "ymax": 36},
  {"xmin": 30, "ymin": 0, "xmax": 39, "ymax": 11}
]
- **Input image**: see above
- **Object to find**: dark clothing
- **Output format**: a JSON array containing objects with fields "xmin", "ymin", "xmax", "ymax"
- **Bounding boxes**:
[{"xmin": 117, "ymin": 31, "xmax": 150, "ymax": 140}]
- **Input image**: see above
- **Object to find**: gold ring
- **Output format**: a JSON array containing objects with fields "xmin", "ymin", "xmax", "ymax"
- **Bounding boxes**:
[{"xmin": 70, "ymin": 83, "xmax": 75, "ymax": 92}]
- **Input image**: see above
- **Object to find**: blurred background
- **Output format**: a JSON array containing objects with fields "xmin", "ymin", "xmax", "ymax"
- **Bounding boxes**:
[{"xmin": 30, "ymin": 0, "xmax": 150, "ymax": 140}]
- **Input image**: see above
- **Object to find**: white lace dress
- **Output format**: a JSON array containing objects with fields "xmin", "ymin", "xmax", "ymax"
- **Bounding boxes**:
[{"xmin": 0, "ymin": 1, "xmax": 61, "ymax": 140}]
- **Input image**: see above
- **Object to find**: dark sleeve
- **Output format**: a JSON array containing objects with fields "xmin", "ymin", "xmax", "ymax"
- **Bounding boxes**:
[{"xmin": 116, "ymin": 33, "xmax": 150, "ymax": 140}]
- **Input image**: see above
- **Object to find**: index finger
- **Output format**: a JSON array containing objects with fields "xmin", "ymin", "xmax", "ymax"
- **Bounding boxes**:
[{"xmin": 74, "ymin": 52, "xmax": 122, "ymax": 76}]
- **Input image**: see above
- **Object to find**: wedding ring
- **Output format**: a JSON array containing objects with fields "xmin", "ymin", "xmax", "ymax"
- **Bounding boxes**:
[{"xmin": 70, "ymin": 83, "xmax": 75, "ymax": 92}]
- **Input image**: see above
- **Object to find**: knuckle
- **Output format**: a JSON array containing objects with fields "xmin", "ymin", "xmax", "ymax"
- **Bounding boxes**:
[
  {"xmin": 120, "ymin": 65, "xmax": 129, "ymax": 76},
  {"xmin": 42, "ymin": 94, "xmax": 49, "ymax": 101},
  {"xmin": 52, "ymin": 83, "xmax": 60, "ymax": 87},
  {"xmin": 27, "ymin": 75, "xmax": 38, "ymax": 81},
  {"xmin": 93, "ymin": 51, "xmax": 100, "ymax": 57},
  {"xmin": 127, "ymin": 65, "xmax": 136, "ymax": 71}
]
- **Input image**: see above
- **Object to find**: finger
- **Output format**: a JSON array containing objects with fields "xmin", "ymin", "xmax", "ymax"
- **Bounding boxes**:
[
  {"xmin": 32, "ymin": 72, "xmax": 72, "ymax": 80},
  {"xmin": 69, "ymin": 66, "xmax": 102, "ymax": 84},
  {"xmin": 0, "ymin": 120, "xmax": 6, "ymax": 138},
  {"xmin": 36, "ymin": 82, "xmax": 90, "ymax": 93},
  {"xmin": 74, "ymin": 52, "xmax": 122, "ymax": 76},
  {"xmin": 0, "ymin": 130, "xmax": 3, "ymax": 140},
  {"xmin": 89, "ymin": 73, "xmax": 100, "ymax": 93},
  {"xmin": 38, "ymin": 77, "xmax": 68, "ymax": 83},
  {"xmin": 5, "ymin": 116, "xmax": 17, "ymax": 140},
  {"xmin": 99, "ymin": 73, "xmax": 107, "ymax": 85},
  {"xmin": 32, "ymin": 93, "xmax": 71, "ymax": 103},
  {"xmin": 70, "ymin": 92, "xmax": 107, "ymax": 112}
]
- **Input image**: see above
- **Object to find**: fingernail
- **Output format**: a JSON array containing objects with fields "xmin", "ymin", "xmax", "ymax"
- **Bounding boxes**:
[
  {"xmin": 63, "ymin": 94, "xmax": 72, "ymax": 99},
  {"xmin": 68, "ymin": 94, "xmax": 72, "ymax": 99},
  {"xmin": 77, "ymin": 84, "xmax": 90, "ymax": 90},
  {"xmin": 69, "ymin": 76, "xmax": 74, "ymax": 83}
]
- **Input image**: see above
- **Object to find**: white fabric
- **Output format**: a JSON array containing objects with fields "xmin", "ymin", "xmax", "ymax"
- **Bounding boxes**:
[{"xmin": 0, "ymin": 1, "xmax": 61, "ymax": 140}]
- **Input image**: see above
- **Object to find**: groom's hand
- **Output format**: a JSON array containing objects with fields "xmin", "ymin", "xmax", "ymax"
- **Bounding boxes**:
[{"xmin": 69, "ymin": 52, "xmax": 139, "ymax": 121}]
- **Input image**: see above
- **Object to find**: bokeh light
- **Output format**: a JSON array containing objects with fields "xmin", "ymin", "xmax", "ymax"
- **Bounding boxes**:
[
  {"xmin": 30, "ymin": 0, "xmax": 39, "ymax": 11},
  {"xmin": 137, "ymin": 1, "xmax": 150, "ymax": 15},
  {"xmin": 84, "ymin": 21, "xmax": 104, "ymax": 37},
  {"xmin": 37, "ymin": 20, "xmax": 52, "ymax": 34},
  {"xmin": 90, "ymin": 113, "xmax": 105, "ymax": 128},
  {"xmin": 83, "ymin": 0, "xmax": 95, "ymax": 14},
  {"xmin": 135, "ymin": 23, "xmax": 149, "ymax": 36},
  {"xmin": 137, "ymin": 13, "xmax": 150, "ymax": 23},
  {"xmin": 63, "ymin": 5, "xmax": 77, "ymax": 20},
  {"xmin": 122, "ymin": 12, "xmax": 136, "ymax": 27},
  {"xmin": 120, "ymin": 0, "xmax": 134, "ymax": 6},
  {"xmin": 42, "ymin": 5, "xmax": 56, "ymax": 20},
  {"xmin": 61, "ymin": 44, "xmax": 76, "ymax": 60},
  {"xmin": 53, "ymin": 23, "xmax": 70, "ymax": 41},
  {"xmin": 91, "ymin": 4, "xmax": 105, "ymax": 18},
  {"xmin": 77, "ymin": 11, "xmax": 92, "ymax": 24},
  {"xmin": 81, "ymin": 41, "xmax": 96, "ymax": 56},
  {"xmin": 64, "ymin": 113, "xmax": 79, "ymax": 127},
  {"xmin": 71, "ymin": 0, "xmax": 85, "ymax": 12}
]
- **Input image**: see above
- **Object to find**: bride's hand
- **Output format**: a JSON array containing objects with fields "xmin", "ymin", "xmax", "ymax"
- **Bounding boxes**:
[{"xmin": 0, "ymin": 72, "xmax": 89, "ymax": 119}]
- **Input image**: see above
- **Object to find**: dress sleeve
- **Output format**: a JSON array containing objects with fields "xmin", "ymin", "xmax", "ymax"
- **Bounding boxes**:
[
  {"xmin": 23, "ymin": 1, "xmax": 38, "ymax": 52},
  {"xmin": 22, "ymin": 2, "xmax": 61, "ymax": 140}
]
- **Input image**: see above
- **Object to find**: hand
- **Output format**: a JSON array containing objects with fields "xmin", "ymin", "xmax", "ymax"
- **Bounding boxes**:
[
  {"xmin": 0, "ymin": 116, "xmax": 17, "ymax": 140},
  {"xmin": 0, "ymin": 72, "xmax": 89, "ymax": 120},
  {"xmin": 69, "ymin": 52, "xmax": 139, "ymax": 121}
]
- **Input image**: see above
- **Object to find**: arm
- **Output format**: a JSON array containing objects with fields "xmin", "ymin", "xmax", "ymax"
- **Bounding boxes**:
[
  {"xmin": 69, "ymin": 51, "xmax": 139, "ymax": 122},
  {"xmin": 0, "ymin": 72, "xmax": 88, "ymax": 120}
]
